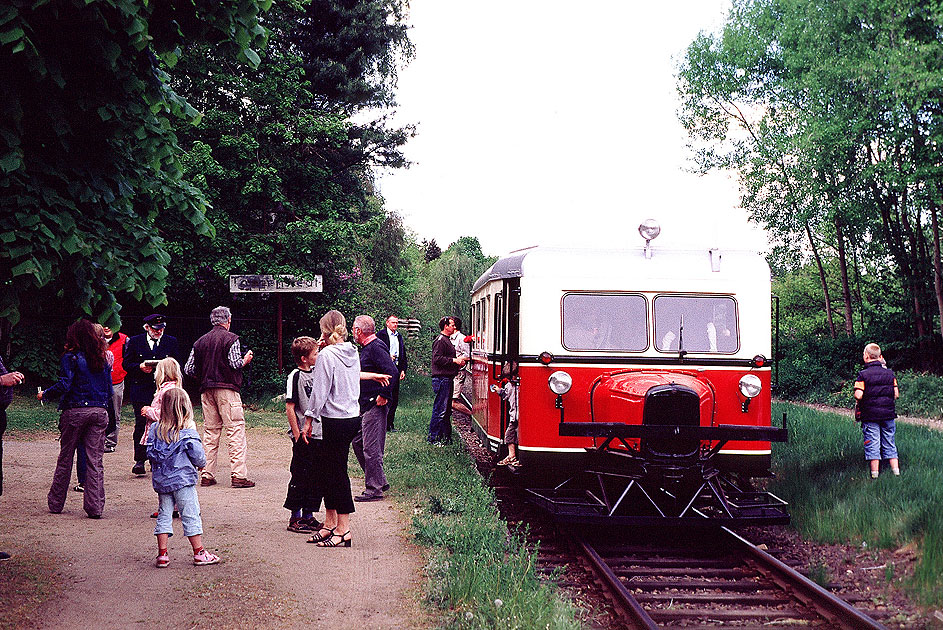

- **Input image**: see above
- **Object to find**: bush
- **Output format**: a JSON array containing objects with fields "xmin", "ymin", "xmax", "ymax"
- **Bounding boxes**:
[{"xmin": 775, "ymin": 331, "xmax": 943, "ymax": 419}]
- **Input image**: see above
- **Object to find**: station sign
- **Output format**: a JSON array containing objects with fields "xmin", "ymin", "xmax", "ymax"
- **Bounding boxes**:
[{"xmin": 229, "ymin": 274, "xmax": 323, "ymax": 293}]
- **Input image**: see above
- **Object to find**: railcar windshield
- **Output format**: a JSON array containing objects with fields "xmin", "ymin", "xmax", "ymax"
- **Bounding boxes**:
[
  {"xmin": 654, "ymin": 295, "xmax": 738, "ymax": 353},
  {"xmin": 562, "ymin": 293, "xmax": 648, "ymax": 351}
]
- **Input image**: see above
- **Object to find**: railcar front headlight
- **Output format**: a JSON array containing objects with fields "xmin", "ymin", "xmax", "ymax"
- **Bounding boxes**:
[
  {"xmin": 738, "ymin": 374, "xmax": 762, "ymax": 399},
  {"xmin": 548, "ymin": 371, "xmax": 572, "ymax": 395}
]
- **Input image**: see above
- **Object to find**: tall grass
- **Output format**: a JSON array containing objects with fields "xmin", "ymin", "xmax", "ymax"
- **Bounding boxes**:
[
  {"xmin": 772, "ymin": 402, "xmax": 943, "ymax": 605},
  {"xmin": 386, "ymin": 396, "xmax": 581, "ymax": 629}
]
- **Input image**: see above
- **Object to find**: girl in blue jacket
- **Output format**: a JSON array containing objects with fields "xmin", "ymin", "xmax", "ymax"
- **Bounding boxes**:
[{"xmin": 146, "ymin": 387, "xmax": 220, "ymax": 567}]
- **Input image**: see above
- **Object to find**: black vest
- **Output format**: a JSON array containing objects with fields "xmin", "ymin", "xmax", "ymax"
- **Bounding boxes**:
[
  {"xmin": 191, "ymin": 326, "xmax": 242, "ymax": 393},
  {"xmin": 857, "ymin": 361, "xmax": 896, "ymax": 421}
]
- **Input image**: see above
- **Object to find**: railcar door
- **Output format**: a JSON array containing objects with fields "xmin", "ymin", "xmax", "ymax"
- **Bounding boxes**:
[{"xmin": 492, "ymin": 279, "xmax": 520, "ymax": 443}]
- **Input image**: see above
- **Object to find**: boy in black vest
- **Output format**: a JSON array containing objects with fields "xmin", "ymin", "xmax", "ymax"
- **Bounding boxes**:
[{"xmin": 853, "ymin": 343, "xmax": 900, "ymax": 478}]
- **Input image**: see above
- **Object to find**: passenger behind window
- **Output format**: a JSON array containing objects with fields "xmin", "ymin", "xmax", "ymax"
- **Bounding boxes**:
[
  {"xmin": 564, "ymin": 311, "xmax": 604, "ymax": 350},
  {"xmin": 707, "ymin": 304, "xmax": 735, "ymax": 352}
]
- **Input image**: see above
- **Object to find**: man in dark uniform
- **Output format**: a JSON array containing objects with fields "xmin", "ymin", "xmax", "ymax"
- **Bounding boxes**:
[
  {"xmin": 123, "ymin": 314, "xmax": 179, "ymax": 475},
  {"xmin": 376, "ymin": 315, "xmax": 408, "ymax": 431}
]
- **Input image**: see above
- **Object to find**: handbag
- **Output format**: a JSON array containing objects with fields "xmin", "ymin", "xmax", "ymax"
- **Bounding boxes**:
[{"xmin": 853, "ymin": 402, "xmax": 862, "ymax": 422}]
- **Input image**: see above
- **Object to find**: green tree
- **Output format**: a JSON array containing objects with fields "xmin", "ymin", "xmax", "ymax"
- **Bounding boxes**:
[
  {"xmin": 677, "ymin": 0, "xmax": 943, "ymax": 367},
  {"xmin": 408, "ymin": 237, "xmax": 496, "ymax": 373},
  {"xmin": 0, "ymin": 0, "xmax": 270, "ymax": 329},
  {"xmin": 152, "ymin": 0, "xmax": 414, "ymax": 388}
]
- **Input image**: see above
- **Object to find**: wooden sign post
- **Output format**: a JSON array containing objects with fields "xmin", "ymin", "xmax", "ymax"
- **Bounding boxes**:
[{"xmin": 230, "ymin": 275, "xmax": 323, "ymax": 372}]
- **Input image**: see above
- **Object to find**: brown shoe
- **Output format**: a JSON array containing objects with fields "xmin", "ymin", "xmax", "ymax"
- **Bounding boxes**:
[
  {"xmin": 231, "ymin": 477, "xmax": 255, "ymax": 488},
  {"xmin": 200, "ymin": 475, "xmax": 217, "ymax": 487}
]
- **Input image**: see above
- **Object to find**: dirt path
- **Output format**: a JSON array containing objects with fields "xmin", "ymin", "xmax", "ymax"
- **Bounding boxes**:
[
  {"xmin": 0, "ymin": 426, "xmax": 427, "ymax": 630},
  {"xmin": 781, "ymin": 399, "xmax": 943, "ymax": 432}
]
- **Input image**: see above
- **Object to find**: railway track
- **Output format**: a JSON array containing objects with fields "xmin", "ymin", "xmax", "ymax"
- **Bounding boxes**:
[
  {"xmin": 459, "ymin": 421, "xmax": 888, "ymax": 630},
  {"xmin": 577, "ymin": 527, "xmax": 886, "ymax": 629}
]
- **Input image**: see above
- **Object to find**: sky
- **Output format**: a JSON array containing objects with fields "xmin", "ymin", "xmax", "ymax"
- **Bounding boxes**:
[{"xmin": 376, "ymin": 0, "xmax": 770, "ymax": 258}]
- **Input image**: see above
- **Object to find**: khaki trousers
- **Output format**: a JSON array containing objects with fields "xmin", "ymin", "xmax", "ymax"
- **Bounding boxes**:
[{"xmin": 200, "ymin": 388, "xmax": 248, "ymax": 479}]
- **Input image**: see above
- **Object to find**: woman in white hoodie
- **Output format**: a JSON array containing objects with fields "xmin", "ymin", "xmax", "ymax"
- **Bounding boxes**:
[{"xmin": 302, "ymin": 310, "xmax": 362, "ymax": 547}]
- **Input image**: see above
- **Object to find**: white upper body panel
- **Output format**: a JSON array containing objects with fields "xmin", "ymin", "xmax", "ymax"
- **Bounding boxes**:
[{"xmin": 472, "ymin": 246, "xmax": 772, "ymax": 360}]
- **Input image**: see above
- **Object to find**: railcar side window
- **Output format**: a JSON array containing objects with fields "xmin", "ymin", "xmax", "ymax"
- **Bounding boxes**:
[
  {"xmin": 562, "ymin": 293, "xmax": 648, "ymax": 351},
  {"xmin": 654, "ymin": 296, "xmax": 738, "ymax": 353}
]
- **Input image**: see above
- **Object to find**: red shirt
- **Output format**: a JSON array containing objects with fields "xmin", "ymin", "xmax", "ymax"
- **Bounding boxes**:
[{"xmin": 108, "ymin": 333, "xmax": 128, "ymax": 384}]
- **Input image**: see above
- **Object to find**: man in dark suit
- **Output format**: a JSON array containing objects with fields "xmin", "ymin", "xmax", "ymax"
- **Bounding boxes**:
[
  {"xmin": 123, "ymin": 314, "xmax": 180, "ymax": 475},
  {"xmin": 376, "ymin": 315, "xmax": 408, "ymax": 431}
]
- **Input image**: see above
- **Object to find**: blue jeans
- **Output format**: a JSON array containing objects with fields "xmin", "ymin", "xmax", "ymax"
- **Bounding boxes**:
[
  {"xmin": 428, "ymin": 377, "xmax": 454, "ymax": 444},
  {"xmin": 862, "ymin": 420, "xmax": 898, "ymax": 460},
  {"xmin": 154, "ymin": 484, "xmax": 203, "ymax": 538}
]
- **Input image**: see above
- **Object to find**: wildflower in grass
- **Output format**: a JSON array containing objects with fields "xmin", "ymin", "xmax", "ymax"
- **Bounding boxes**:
[{"xmin": 494, "ymin": 598, "xmax": 503, "ymax": 607}]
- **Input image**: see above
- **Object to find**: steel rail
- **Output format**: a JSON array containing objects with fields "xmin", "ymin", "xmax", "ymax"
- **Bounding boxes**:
[
  {"xmin": 574, "ymin": 528, "xmax": 886, "ymax": 629},
  {"xmin": 574, "ymin": 535, "xmax": 659, "ymax": 630},
  {"xmin": 722, "ymin": 526, "xmax": 886, "ymax": 630}
]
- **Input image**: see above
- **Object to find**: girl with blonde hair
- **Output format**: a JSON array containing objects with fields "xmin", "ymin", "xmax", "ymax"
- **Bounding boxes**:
[
  {"xmin": 141, "ymin": 357, "xmax": 184, "ymax": 435},
  {"xmin": 146, "ymin": 388, "xmax": 219, "ymax": 567},
  {"xmin": 140, "ymin": 357, "xmax": 184, "ymax": 518}
]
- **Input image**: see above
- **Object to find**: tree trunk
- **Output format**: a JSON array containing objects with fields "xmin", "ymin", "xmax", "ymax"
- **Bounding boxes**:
[
  {"xmin": 806, "ymin": 221, "xmax": 836, "ymax": 338},
  {"xmin": 930, "ymin": 196, "xmax": 943, "ymax": 344},
  {"xmin": 851, "ymin": 243, "xmax": 865, "ymax": 331},
  {"xmin": 833, "ymin": 215, "xmax": 854, "ymax": 336}
]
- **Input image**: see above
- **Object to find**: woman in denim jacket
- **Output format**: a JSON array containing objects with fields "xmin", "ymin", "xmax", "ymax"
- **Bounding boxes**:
[{"xmin": 39, "ymin": 319, "xmax": 114, "ymax": 518}]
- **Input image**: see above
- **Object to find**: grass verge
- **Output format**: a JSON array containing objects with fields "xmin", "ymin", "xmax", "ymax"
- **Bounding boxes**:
[
  {"xmin": 385, "ymin": 395, "xmax": 582, "ymax": 630},
  {"xmin": 772, "ymin": 401, "xmax": 943, "ymax": 605}
]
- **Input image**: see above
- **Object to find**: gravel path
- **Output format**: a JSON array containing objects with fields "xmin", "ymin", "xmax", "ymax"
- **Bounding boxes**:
[{"xmin": 0, "ymin": 426, "xmax": 427, "ymax": 630}]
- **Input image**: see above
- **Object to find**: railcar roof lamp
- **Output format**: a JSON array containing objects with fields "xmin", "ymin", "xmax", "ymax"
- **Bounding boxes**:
[
  {"xmin": 548, "ymin": 371, "xmax": 572, "ymax": 395},
  {"xmin": 639, "ymin": 219, "xmax": 661, "ymax": 258}
]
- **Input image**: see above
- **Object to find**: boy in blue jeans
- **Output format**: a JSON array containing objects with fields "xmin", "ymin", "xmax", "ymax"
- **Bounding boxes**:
[{"xmin": 284, "ymin": 337, "xmax": 323, "ymax": 532}]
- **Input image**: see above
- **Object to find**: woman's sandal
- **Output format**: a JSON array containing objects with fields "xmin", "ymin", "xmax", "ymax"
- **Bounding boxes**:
[
  {"xmin": 316, "ymin": 530, "xmax": 352, "ymax": 548},
  {"xmin": 306, "ymin": 527, "xmax": 335, "ymax": 544}
]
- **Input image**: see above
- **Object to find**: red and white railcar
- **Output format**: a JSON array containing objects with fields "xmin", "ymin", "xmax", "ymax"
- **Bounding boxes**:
[{"xmin": 469, "ymin": 224, "xmax": 787, "ymax": 524}]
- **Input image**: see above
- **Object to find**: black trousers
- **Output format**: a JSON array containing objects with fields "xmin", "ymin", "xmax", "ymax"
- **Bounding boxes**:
[
  {"xmin": 320, "ymin": 416, "xmax": 361, "ymax": 514},
  {"xmin": 387, "ymin": 377, "xmax": 400, "ymax": 429},
  {"xmin": 284, "ymin": 437, "xmax": 323, "ymax": 512},
  {"xmin": 0, "ymin": 407, "xmax": 6, "ymax": 496},
  {"xmin": 131, "ymin": 401, "xmax": 148, "ymax": 463}
]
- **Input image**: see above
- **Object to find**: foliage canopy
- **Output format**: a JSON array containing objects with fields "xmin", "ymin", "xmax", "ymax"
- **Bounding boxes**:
[{"xmin": 0, "ymin": 0, "xmax": 270, "ymax": 327}]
